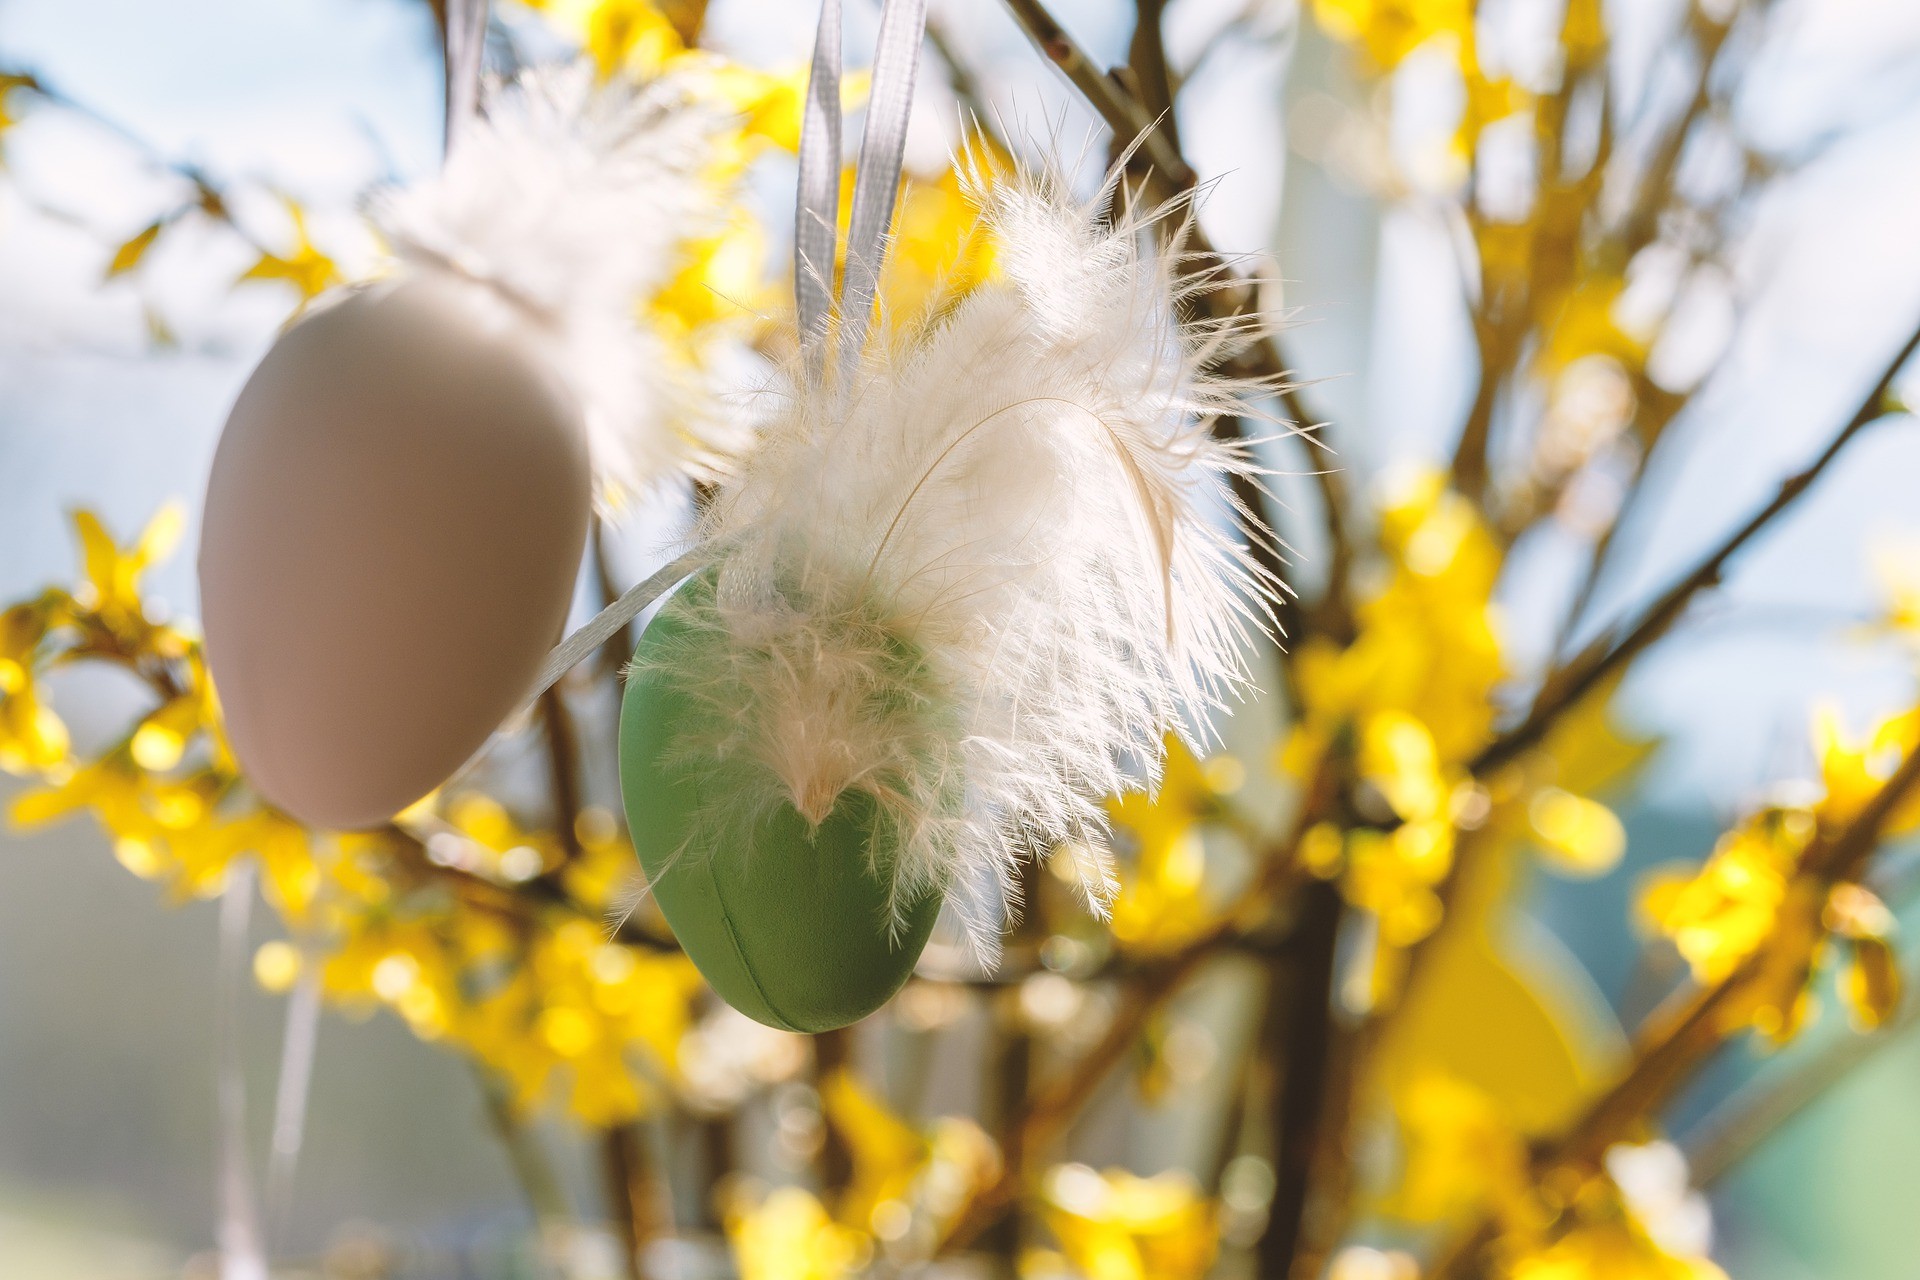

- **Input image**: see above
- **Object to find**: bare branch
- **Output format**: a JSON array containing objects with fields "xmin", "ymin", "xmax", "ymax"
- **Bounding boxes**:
[
  {"xmin": 1472, "ymin": 320, "xmax": 1920, "ymax": 778},
  {"xmin": 1430, "ymin": 735, "xmax": 1920, "ymax": 1279},
  {"xmin": 999, "ymin": 0, "xmax": 1356, "ymax": 640}
]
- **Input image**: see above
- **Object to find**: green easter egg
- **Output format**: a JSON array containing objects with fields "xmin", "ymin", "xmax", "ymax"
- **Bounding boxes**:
[{"xmin": 618, "ymin": 586, "xmax": 944, "ymax": 1033}]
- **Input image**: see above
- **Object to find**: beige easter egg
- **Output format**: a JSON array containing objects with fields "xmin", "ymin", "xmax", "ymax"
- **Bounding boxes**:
[{"xmin": 199, "ymin": 275, "xmax": 589, "ymax": 829}]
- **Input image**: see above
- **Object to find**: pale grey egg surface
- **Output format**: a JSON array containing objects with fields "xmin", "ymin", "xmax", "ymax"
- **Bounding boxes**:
[{"xmin": 199, "ymin": 274, "xmax": 591, "ymax": 830}]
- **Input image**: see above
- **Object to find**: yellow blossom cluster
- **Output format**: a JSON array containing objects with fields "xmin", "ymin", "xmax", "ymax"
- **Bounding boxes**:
[
  {"xmin": 1280, "ymin": 473, "xmax": 1504, "ymax": 946},
  {"xmin": 1105, "ymin": 737, "xmax": 1246, "ymax": 954},
  {"xmin": 1278, "ymin": 472, "xmax": 1636, "ymax": 977},
  {"xmin": 1035, "ymin": 1164, "xmax": 1220, "ymax": 1280},
  {"xmin": 1507, "ymin": 1140, "xmax": 1727, "ymax": 1280},
  {"xmin": 1641, "ymin": 807, "xmax": 1811, "ymax": 986},
  {"xmin": 1285, "ymin": 472, "xmax": 1502, "ymax": 767},
  {"xmin": 321, "ymin": 805, "xmax": 707, "ymax": 1125},
  {"xmin": 728, "ymin": 1186, "xmax": 872, "ymax": 1280},
  {"xmin": 1639, "ymin": 706, "xmax": 1915, "ymax": 1038},
  {"xmin": 1394, "ymin": 1074, "xmax": 1729, "ymax": 1280},
  {"xmin": 1279, "ymin": 482, "xmax": 1468, "ymax": 929},
  {"xmin": 2, "ymin": 509, "xmax": 714, "ymax": 1126},
  {"xmin": 1508, "ymin": 1217, "xmax": 1727, "ymax": 1280},
  {"xmin": 1309, "ymin": 0, "xmax": 1530, "ymax": 184},
  {"xmin": 1390, "ymin": 1072, "xmax": 1533, "ymax": 1227},
  {"xmin": 718, "ymin": 1070, "xmax": 1002, "ymax": 1277},
  {"xmin": 2, "ymin": 507, "xmax": 321, "ymax": 906},
  {"xmin": 820, "ymin": 1070, "xmax": 1000, "ymax": 1253},
  {"xmin": 1309, "ymin": 0, "xmax": 1472, "ymax": 72}
]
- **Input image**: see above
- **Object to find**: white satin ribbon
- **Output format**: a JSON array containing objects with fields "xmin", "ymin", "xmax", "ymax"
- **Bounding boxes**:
[
  {"xmin": 522, "ymin": 0, "xmax": 931, "ymax": 694},
  {"xmin": 443, "ymin": 0, "xmax": 490, "ymax": 155},
  {"xmin": 795, "ymin": 0, "xmax": 844, "ymax": 381},
  {"xmin": 836, "ymin": 0, "xmax": 930, "ymax": 373}
]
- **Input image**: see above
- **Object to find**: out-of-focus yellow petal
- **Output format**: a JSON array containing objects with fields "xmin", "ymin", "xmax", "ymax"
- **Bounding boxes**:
[
  {"xmin": 1038, "ymin": 1164, "xmax": 1220, "ymax": 1280},
  {"xmin": 1529, "ymin": 788, "xmax": 1627, "ymax": 877},
  {"xmin": 727, "ymin": 1187, "xmax": 870, "ymax": 1280}
]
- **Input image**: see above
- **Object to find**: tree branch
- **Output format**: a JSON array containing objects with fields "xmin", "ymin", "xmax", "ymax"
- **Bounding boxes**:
[
  {"xmin": 1429, "ymin": 734, "xmax": 1920, "ymax": 1279},
  {"xmin": 601, "ymin": 1123, "xmax": 663, "ymax": 1280},
  {"xmin": 1255, "ymin": 877, "xmax": 1344, "ymax": 1279},
  {"xmin": 475, "ymin": 1065, "xmax": 571, "ymax": 1225},
  {"xmin": 540, "ymin": 688, "xmax": 585, "ymax": 861},
  {"xmin": 1683, "ymin": 974, "xmax": 1919, "ymax": 1186},
  {"xmin": 1000, "ymin": 0, "xmax": 1355, "ymax": 641},
  {"xmin": 938, "ymin": 754, "xmax": 1340, "ymax": 1255},
  {"xmin": 1126, "ymin": 0, "xmax": 1180, "ymax": 152},
  {"xmin": 926, "ymin": 12, "xmax": 993, "ymax": 123},
  {"xmin": 1472, "ymin": 320, "xmax": 1920, "ymax": 778}
]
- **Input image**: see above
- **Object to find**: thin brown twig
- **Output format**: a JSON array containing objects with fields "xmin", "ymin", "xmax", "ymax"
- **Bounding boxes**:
[
  {"xmin": 540, "ymin": 688, "xmax": 586, "ymax": 861},
  {"xmin": 1537, "ymin": 371, "xmax": 1687, "ymax": 651},
  {"xmin": 4, "ymin": 66, "xmax": 270, "ymax": 259},
  {"xmin": 474, "ymin": 1064, "xmax": 571, "ymax": 1224},
  {"xmin": 1256, "ymin": 877, "xmax": 1344, "ymax": 1279},
  {"xmin": 1568, "ymin": 741, "xmax": 1920, "ymax": 1161},
  {"xmin": 1126, "ymin": 0, "xmax": 1181, "ymax": 153},
  {"xmin": 1450, "ymin": 11, "xmax": 1612, "ymax": 509},
  {"xmin": 601, "ymin": 1123, "xmax": 661, "ymax": 1280},
  {"xmin": 1428, "ymin": 736, "xmax": 1920, "ymax": 1279},
  {"xmin": 813, "ymin": 1027, "xmax": 857, "ymax": 1203},
  {"xmin": 925, "ymin": 13, "xmax": 993, "ymax": 124},
  {"xmin": 1614, "ymin": 6, "xmax": 1737, "ymax": 262},
  {"xmin": 939, "ymin": 754, "xmax": 1339, "ymax": 1254},
  {"xmin": 590, "ymin": 519, "xmax": 640, "ymax": 681},
  {"xmin": 1472, "ymin": 320, "xmax": 1920, "ymax": 779},
  {"xmin": 1683, "ymin": 976, "xmax": 1919, "ymax": 1187},
  {"xmin": 1536, "ymin": 6, "xmax": 1748, "ymax": 636},
  {"xmin": 383, "ymin": 822, "xmax": 679, "ymax": 952},
  {"xmin": 939, "ymin": 944, "xmax": 1214, "ymax": 1251},
  {"xmin": 998, "ymin": 0, "xmax": 1355, "ymax": 641}
]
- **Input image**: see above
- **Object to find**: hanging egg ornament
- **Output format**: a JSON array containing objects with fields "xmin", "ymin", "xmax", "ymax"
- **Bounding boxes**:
[
  {"xmin": 198, "ymin": 66, "xmax": 725, "ymax": 829},
  {"xmin": 613, "ymin": 144, "xmax": 1279, "ymax": 1025},
  {"xmin": 619, "ymin": 577, "xmax": 947, "ymax": 1032},
  {"xmin": 200, "ymin": 277, "xmax": 589, "ymax": 829}
]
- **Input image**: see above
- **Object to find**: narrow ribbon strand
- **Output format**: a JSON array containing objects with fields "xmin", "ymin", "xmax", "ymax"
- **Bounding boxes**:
[
  {"xmin": 528, "ymin": 548, "xmax": 708, "ymax": 705},
  {"xmin": 794, "ymin": 0, "xmax": 843, "ymax": 381},
  {"xmin": 265, "ymin": 956, "xmax": 324, "ymax": 1242},
  {"xmin": 216, "ymin": 863, "xmax": 268, "ymax": 1280},
  {"xmin": 442, "ymin": 0, "xmax": 490, "ymax": 155},
  {"xmin": 837, "ymin": 0, "xmax": 930, "ymax": 371},
  {"xmin": 483, "ymin": 0, "xmax": 930, "ymax": 749}
]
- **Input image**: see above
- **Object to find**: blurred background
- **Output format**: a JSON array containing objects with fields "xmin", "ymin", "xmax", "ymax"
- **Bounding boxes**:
[{"xmin": 5, "ymin": 0, "xmax": 1920, "ymax": 1277}]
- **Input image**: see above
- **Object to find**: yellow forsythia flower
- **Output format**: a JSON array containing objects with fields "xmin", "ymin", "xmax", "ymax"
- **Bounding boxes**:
[
  {"xmin": 728, "ymin": 1187, "xmax": 870, "ymax": 1280},
  {"xmin": 1388, "ymin": 1073, "xmax": 1529, "ymax": 1225},
  {"xmin": 236, "ymin": 198, "xmax": 341, "ymax": 308},
  {"xmin": 1529, "ymin": 788, "xmax": 1627, "ymax": 877},
  {"xmin": 1310, "ymin": 0, "xmax": 1473, "ymax": 71},
  {"xmin": 1107, "ymin": 737, "xmax": 1240, "ymax": 952},
  {"xmin": 1641, "ymin": 810, "xmax": 1807, "ymax": 984},
  {"xmin": 1038, "ymin": 1164, "xmax": 1220, "ymax": 1280}
]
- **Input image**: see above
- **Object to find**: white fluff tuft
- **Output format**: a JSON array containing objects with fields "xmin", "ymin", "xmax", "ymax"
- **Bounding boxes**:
[
  {"xmin": 373, "ymin": 63, "xmax": 738, "ymax": 503},
  {"xmin": 645, "ymin": 155, "xmax": 1283, "ymax": 955}
]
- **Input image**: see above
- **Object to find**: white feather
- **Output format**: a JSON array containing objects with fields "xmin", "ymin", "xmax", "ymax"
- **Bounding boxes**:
[
  {"xmin": 644, "ymin": 154, "xmax": 1283, "ymax": 954},
  {"xmin": 372, "ymin": 63, "xmax": 739, "ymax": 504}
]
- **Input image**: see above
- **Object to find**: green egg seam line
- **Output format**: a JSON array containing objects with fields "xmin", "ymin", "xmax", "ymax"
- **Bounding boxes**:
[{"xmin": 706, "ymin": 851, "xmax": 803, "ymax": 1033}]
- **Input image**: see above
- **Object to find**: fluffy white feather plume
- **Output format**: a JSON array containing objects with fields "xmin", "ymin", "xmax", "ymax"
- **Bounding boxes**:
[
  {"xmin": 644, "ymin": 156, "xmax": 1281, "ymax": 952},
  {"xmin": 373, "ymin": 63, "xmax": 735, "ymax": 502}
]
